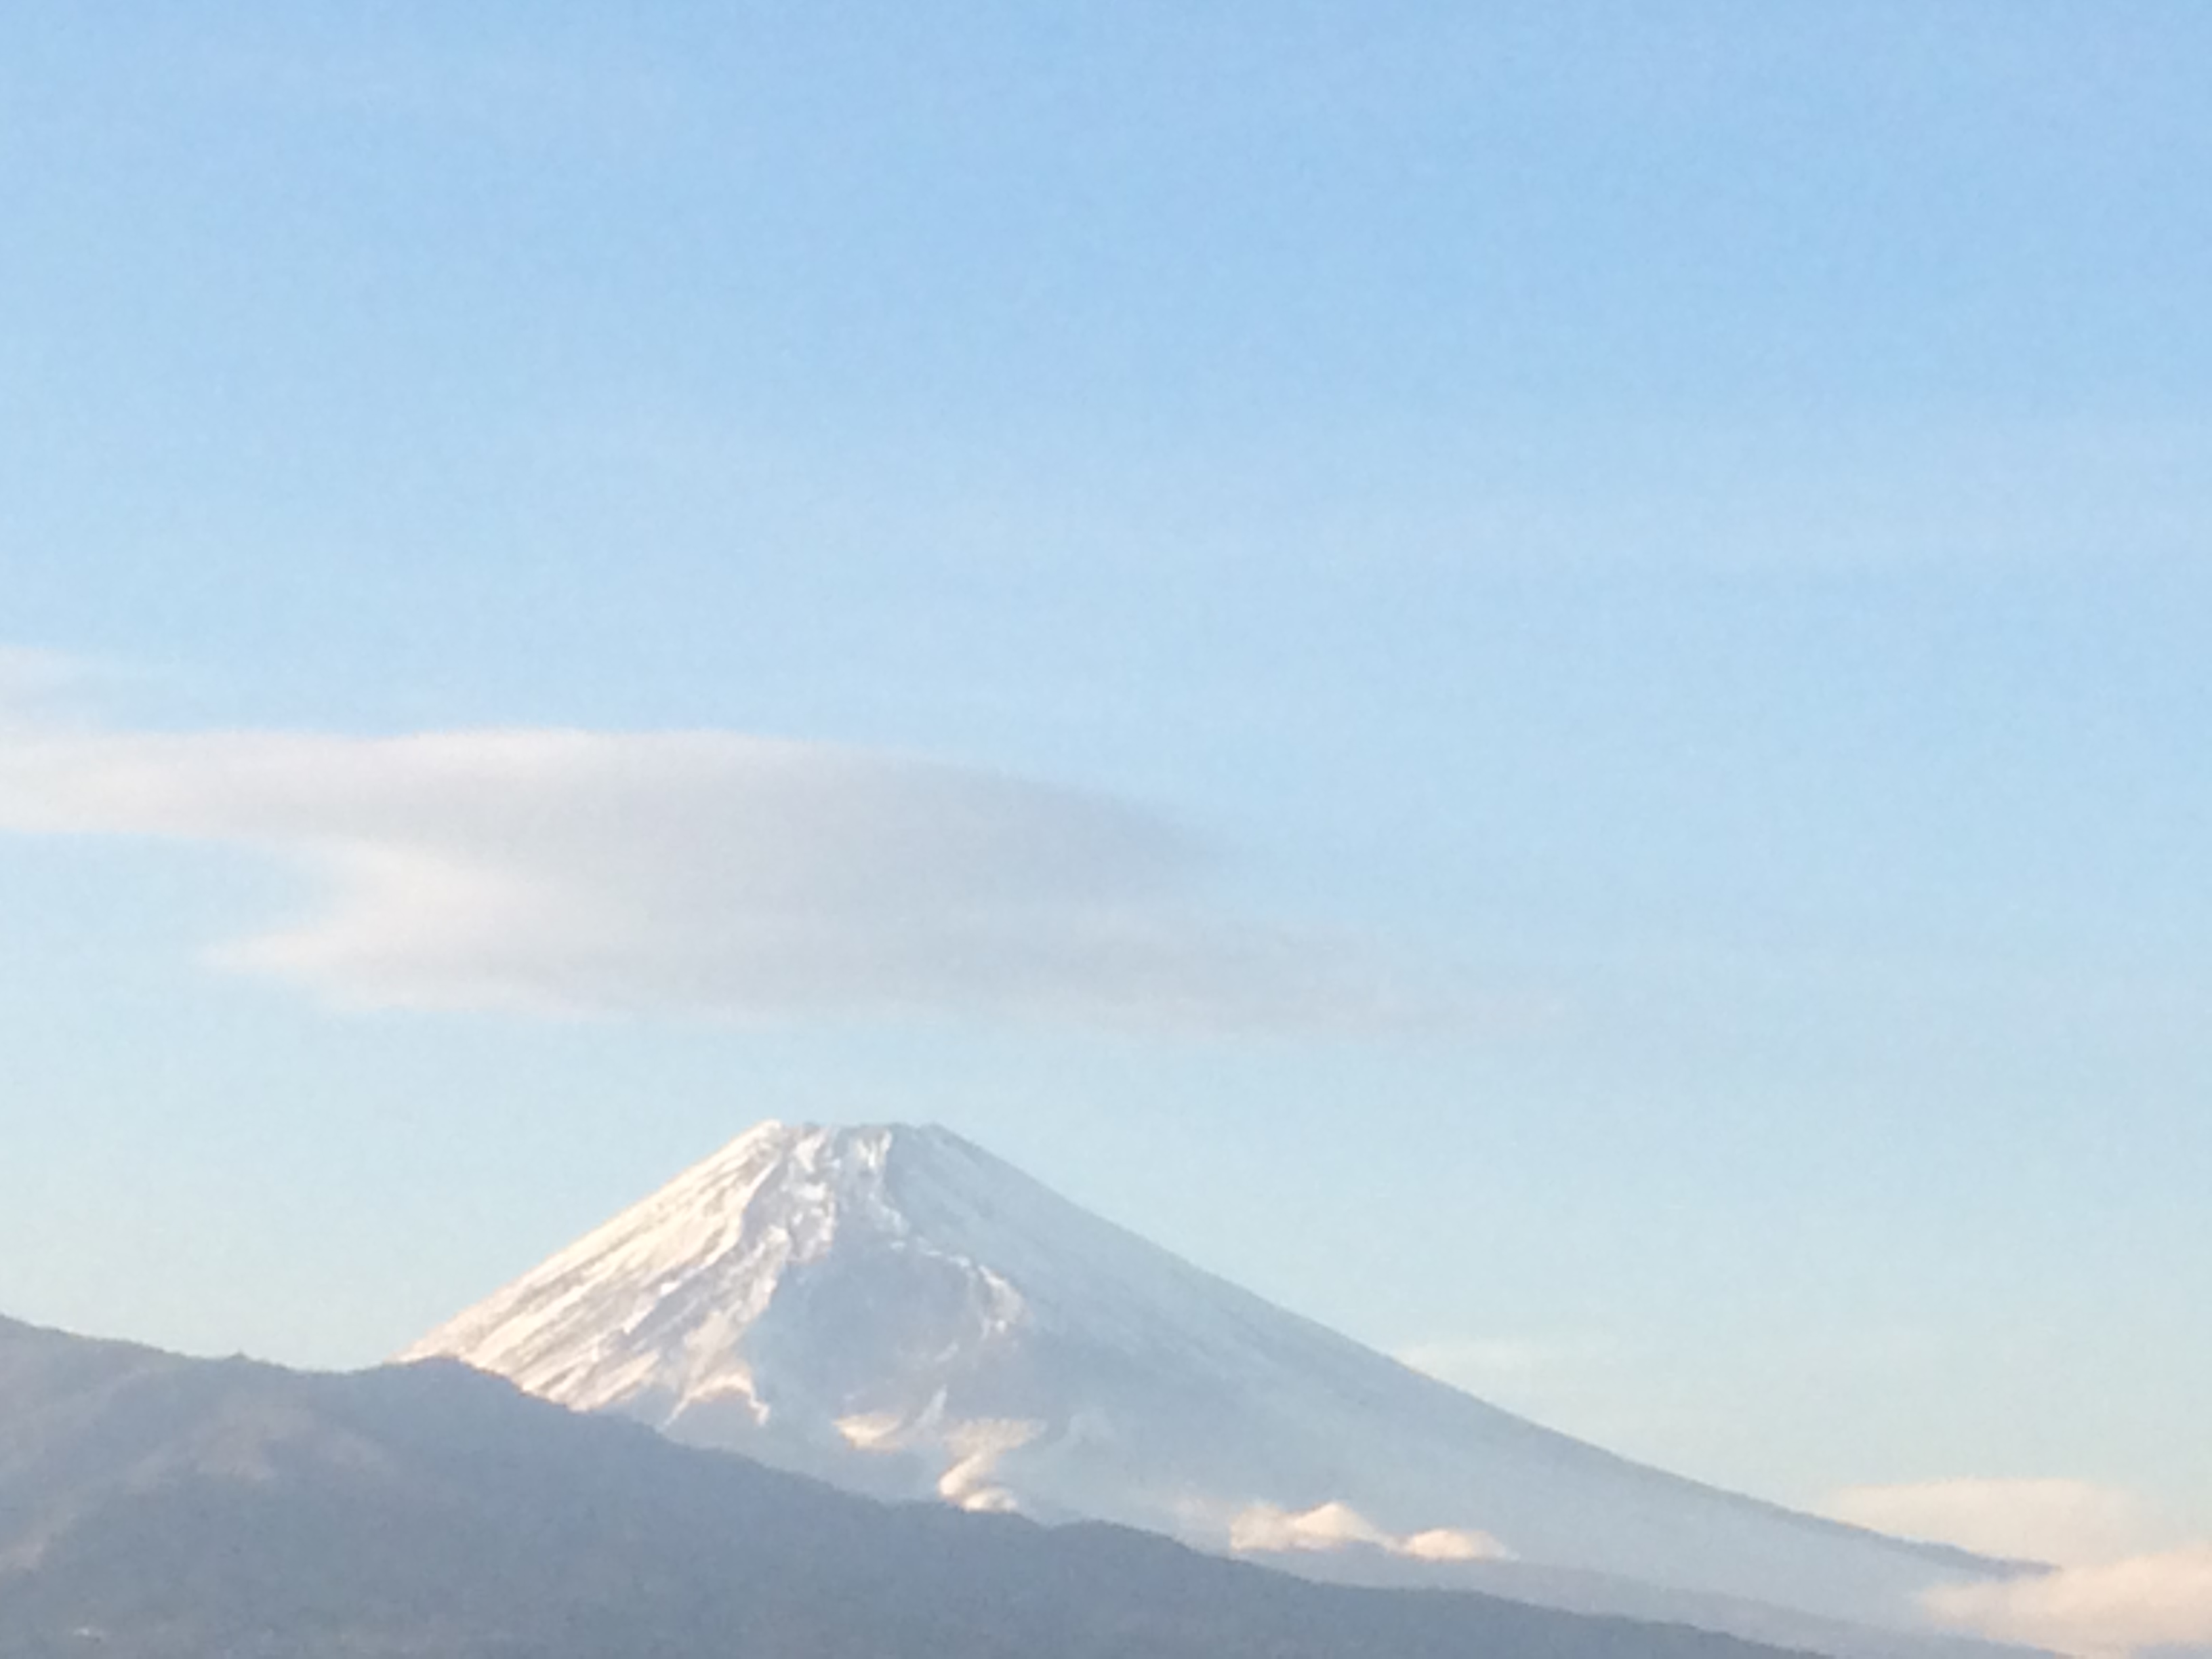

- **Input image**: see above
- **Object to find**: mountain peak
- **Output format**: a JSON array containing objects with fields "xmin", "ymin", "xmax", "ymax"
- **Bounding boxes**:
[
  {"xmin": 407, "ymin": 1120, "xmax": 2018, "ymax": 1649},
  {"xmin": 401, "ymin": 1118, "xmax": 1021, "ymax": 1432},
  {"xmin": 682, "ymin": 1118, "xmax": 995, "ymax": 1197}
]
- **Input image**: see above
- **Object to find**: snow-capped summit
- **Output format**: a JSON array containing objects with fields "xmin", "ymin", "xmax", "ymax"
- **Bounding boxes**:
[{"xmin": 405, "ymin": 1122, "xmax": 2024, "ymax": 1656}]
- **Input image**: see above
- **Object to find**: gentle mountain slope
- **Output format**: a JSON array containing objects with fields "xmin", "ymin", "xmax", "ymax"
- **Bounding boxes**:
[
  {"xmin": 0, "ymin": 1314, "xmax": 1822, "ymax": 1659},
  {"xmin": 403, "ymin": 1122, "xmax": 2031, "ymax": 1654}
]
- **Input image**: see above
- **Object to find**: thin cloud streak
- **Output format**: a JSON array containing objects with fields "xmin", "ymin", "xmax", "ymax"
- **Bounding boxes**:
[{"xmin": 0, "ymin": 710, "xmax": 1446, "ymax": 1034}]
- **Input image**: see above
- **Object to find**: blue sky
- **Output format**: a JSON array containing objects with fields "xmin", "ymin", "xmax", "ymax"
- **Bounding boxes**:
[{"xmin": 3, "ymin": 0, "xmax": 2211, "ymax": 1607}]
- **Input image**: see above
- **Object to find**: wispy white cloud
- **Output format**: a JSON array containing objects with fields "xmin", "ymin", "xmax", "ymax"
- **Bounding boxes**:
[
  {"xmin": 1823, "ymin": 1479, "xmax": 2212, "ymax": 1658},
  {"xmin": 1923, "ymin": 1545, "xmax": 2212, "ymax": 1658},
  {"xmin": 1228, "ymin": 1500, "xmax": 1510, "ymax": 1564},
  {"xmin": 0, "ymin": 703, "xmax": 1443, "ymax": 1033}
]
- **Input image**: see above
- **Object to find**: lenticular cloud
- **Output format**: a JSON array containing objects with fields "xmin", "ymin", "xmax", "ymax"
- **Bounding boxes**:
[{"xmin": 0, "ymin": 716, "xmax": 1419, "ymax": 1032}]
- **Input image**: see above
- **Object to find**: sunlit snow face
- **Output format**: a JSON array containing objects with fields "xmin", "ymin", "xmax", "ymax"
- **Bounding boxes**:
[{"xmin": 405, "ymin": 1119, "xmax": 2028, "ymax": 1650}]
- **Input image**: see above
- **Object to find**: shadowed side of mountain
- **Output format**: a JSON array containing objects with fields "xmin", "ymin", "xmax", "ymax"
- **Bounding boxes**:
[{"xmin": 0, "ymin": 1315, "xmax": 1831, "ymax": 1659}]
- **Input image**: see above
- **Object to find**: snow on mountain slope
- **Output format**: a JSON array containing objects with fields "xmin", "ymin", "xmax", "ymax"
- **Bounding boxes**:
[{"xmin": 403, "ymin": 1122, "xmax": 2032, "ymax": 1653}]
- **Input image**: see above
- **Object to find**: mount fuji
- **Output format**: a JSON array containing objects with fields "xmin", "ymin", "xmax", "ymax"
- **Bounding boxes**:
[{"xmin": 404, "ymin": 1122, "xmax": 2031, "ymax": 1657}]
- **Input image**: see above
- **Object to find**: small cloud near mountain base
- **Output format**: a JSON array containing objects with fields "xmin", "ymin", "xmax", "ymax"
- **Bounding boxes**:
[
  {"xmin": 1823, "ymin": 1479, "xmax": 2212, "ymax": 1658},
  {"xmin": 1921, "ymin": 1544, "xmax": 2212, "ymax": 1658},
  {"xmin": 1229, "ymin": 1500, "xmax": 1512, "ymax": 1563}
]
